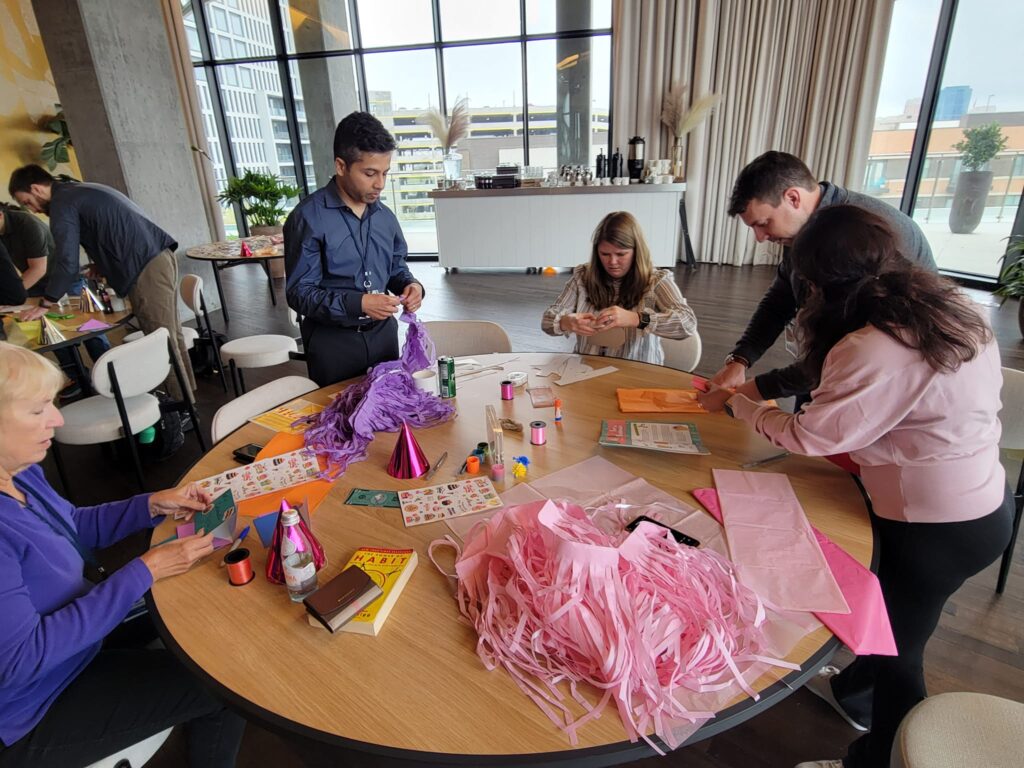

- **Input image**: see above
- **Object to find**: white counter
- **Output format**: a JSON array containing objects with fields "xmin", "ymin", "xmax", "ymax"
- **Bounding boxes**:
[{"xmin": 430, "ymin": 183, "xmax": 687, "ymax": 270}]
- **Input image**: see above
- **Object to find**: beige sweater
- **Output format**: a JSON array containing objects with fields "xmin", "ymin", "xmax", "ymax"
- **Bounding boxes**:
[{"xmin": 541, "ymin": 265, "xmax": 697, "ymax": 365}]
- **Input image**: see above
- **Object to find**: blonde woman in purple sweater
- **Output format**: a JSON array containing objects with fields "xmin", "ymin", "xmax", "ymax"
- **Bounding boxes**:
[
  {"xmin": 0, "ymin": 343, "xmax": 245, "ymax": 766},
  {"xmin": 699, "ymin": 205, "xmax": 1013, "ymax": 768}
]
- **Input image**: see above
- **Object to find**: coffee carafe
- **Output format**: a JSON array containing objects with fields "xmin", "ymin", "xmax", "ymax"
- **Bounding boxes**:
[{"xmin": 627, "ymin": 136, "xmax": 646, "ymax": 182}]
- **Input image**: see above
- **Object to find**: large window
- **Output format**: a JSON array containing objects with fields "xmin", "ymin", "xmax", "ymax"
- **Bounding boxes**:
[
  {"xmin": 182, "ymin": 0, "xmax": 612, "ymax": 251},
  {"xmin": 863, "ymin": 0, "xmax": 1024, "ymax": 279}
]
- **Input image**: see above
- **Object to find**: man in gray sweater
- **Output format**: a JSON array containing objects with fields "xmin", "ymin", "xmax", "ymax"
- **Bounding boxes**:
[{"xmin": 710, "ymin": 151, "xmax": 936, "ymax": 403}]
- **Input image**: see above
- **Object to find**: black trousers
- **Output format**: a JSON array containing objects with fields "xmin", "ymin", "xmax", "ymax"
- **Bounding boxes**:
[
  {"xmin": 836, "ymin": 485, "xmax": 1014, "ymax": 768},
  {"xmin": 302, "ymin": 316, "xmax": 399, "ymax": 387},
  {"xmin": 0, "ymin": 647, "xmax": 246, "ymax": 768}
]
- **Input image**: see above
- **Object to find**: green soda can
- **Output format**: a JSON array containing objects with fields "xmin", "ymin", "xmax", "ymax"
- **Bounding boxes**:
[{"xmin": 438, "ymin": 356, "xmax": 456, "ymax": 398}]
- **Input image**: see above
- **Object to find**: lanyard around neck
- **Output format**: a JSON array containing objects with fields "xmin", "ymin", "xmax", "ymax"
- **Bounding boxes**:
[
  {"xmin": 341, "ymin": 207, "xmax": 374, "ymax": 292},
  {"xmin": 13, "ymin": 479, "xmax": 103, "ymax": 571}
]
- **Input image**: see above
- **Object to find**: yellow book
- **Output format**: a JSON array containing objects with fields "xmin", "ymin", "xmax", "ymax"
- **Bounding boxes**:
[{"xmin": 339, "ymin": 547, "xmax": 418, "ymax": 636}]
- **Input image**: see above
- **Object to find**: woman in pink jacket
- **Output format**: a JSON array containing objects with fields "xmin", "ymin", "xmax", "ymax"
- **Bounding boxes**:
[{"xmin": 699, "ymin": 205, "xmax": 1013, "ymax": 768}]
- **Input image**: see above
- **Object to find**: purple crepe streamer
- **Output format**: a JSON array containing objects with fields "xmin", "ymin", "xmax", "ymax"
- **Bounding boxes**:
[{"xmin": 297, "ymin": 312, "xmax": 455, "ymax": 479}]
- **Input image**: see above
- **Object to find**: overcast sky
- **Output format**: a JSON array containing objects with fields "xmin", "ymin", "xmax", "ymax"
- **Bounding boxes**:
[
  {"xmin": 876, "ymin": 0, "xmax": 1022, "ymax": 116},
  {"xmin": 357, "ymin": 0, "xmax": 611, "ymax": 112}
]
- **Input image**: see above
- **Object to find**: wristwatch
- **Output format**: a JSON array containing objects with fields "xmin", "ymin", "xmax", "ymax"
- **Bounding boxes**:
[
  {"xmin": 637, "ymin": 311, "xmax": 651, "ymax": 331},
  {"xmin": 724, "ymin": 353, "xmax": 749, "ymax": 368}
]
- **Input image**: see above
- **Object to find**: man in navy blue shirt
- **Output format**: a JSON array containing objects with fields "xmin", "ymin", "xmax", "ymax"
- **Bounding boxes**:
[
  {"xmin": 8, "ymin": 167, "xmax": 195, "ymax": 402},
  {"xmin": 284, "ymin": 112, "xmax": 424, "ymax": 386}
]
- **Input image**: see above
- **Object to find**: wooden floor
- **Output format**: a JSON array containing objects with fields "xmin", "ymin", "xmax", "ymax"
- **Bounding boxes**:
[{"xmin": 51, "ymin": 262, "xmax": 1021, "ymax": 768}]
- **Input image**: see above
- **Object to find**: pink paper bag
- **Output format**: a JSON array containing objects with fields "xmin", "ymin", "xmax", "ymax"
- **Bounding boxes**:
[
  {"xmin": 712, "ymin": 470, "xmax": 849, "ymax": 614},
  {"xmin": 693, "ymin": 487, "xmax": 896, "ymax": 656}
]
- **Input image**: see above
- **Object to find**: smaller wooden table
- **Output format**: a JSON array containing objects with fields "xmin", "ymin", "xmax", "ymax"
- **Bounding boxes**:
[
  {"xmin": 1, "ymin": 305, "xmax": 133, "ymax": 354},
  {"xmin": 185, "ymin": 236, "xmax": 284, "ymax": 324},
  {"xmin": 1, "ymin": 304, "xmax": 134, "ymax": 394}
]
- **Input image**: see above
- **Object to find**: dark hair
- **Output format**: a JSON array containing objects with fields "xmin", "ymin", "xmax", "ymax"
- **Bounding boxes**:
[
  {"xmin": 727, "ymin": 151, "xmax": 817, "ymax": 216},
  {"xmin": 583, "ymin": 211, "xmax": 654, "ymax": 311},
  {"xmin": 792, "ymin": 205, "xmax": 991, "ymax": 380},
  {"xmin": 8, "ymin": 164, "xmax": 54, "ymax": 198},
  {"xmin": 333, "ymin": 112, "xmax": 396, "ymax": 166}
]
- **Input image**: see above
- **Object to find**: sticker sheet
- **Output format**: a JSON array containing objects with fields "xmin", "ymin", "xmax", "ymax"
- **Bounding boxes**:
[
  {"xmin": 196, "ymin": 448, "xmax": 321, "ymax": 502},
  {"xmin": 399, "ymin": 476, "xmax": 503, "ymax": 527}
]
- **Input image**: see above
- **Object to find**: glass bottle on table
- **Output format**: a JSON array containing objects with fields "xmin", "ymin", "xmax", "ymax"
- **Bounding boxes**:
[
  {"xmin": 96, "ymin": 281, "xmax": 114, "ymax": 314},
  {"xmin": 279, "ymin": 501, "xmax": 319, "ymax": 602}
]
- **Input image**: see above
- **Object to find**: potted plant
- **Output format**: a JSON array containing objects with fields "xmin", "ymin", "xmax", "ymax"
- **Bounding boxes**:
[
  {"xmin": 660, "ymin": 87, "xmax": 721, "ymax": 181},
  {"xmin": 422, "ymin": 98, "xmax": 470, "ymax": 186},
  {"xmin": 217, "ymin": 171, "xmax": 299, "ymax": 277},
  {"xmin": 996, "ymin": 237, "xmax": 1024, "ymax": 337},
  {"xmin": 40, "ymin": 103, "xmax": 73, "ymax": 171},
  {"xmin": 217, "ymin": 170, "xmax": 300, "ymax": 234},
  {"xmin": 949, "ymin": 122, "xmax": 1007, "ymax": 234}
]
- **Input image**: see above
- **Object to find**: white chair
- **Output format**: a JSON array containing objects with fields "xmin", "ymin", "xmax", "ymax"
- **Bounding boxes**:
[
  {"xmin": 891, "ymin": 692, "xmax": 1024, "ymax": 768},
  {"xmin": 219, "ymin": 334, "xmax": 299, "ymax": 396},
  {"xmin": 123, "ymin": 327, "xmax": 197, "ymax": 350},
  {"xmin": 125, "ymin": 274, "xmax": 226, "ymax": 391},
  {"xmin": 85, "ymin": 727, "xmax": 173, "ymax": 768},
  {"xmin": 53, "ymin": 328, "xmax": 206, "ymax": 492},
  {"xmin": 180, "ymin": 273, "xmax": 228, "ymax": 391},
  {"xmin": 211, "ymin": 375, "xmax": 318, "ymax": 443},
  {"xmin": 423, "ymin": 320, "xmax": 512, "ymax": 357},
  {"xmin": 661, "ymin": 331, "xmax": 702, "ymax": 373},
  {"xmin": 997, "ymin": 366, "xmax": 1024, "ymax": 594}
]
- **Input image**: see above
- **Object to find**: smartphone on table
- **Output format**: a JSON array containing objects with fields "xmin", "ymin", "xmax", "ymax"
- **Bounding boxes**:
[
  {"xmin": 232, "ymin": 443, "xmax": 263, "ymax": 464},
  {"xmin": 625, "ymin": 515, "xmax": 701, "ymax": 547}
]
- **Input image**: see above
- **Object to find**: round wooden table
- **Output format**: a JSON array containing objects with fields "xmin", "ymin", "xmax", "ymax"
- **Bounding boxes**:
[
  {"xmin": 149, "ymin": 353, "xmax": 871, "ymax": 766},
  {"xmin": 185, "ymin": 236, "xmax": 284, "ymax": 324}
]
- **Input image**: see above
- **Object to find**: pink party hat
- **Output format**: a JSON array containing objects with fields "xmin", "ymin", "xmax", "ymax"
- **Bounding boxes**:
[{"xmin": 387, "ymin": 421, "xmax": 429, "ymax": 478}]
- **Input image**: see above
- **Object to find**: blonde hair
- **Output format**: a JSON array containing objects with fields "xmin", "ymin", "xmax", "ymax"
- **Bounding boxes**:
[
  {"xmin": 583, "ymin": 211, "xmax": 654, "ymax": 311},
  {"xmin": 0, "ymin": 342, "xmax": 65, "ymax": 409}
]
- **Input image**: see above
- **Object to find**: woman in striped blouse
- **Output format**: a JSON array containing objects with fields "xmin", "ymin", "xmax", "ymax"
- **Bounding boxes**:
[{"xmin": 541, "ymin": 211, "xmax": 697, "ymax": 365}]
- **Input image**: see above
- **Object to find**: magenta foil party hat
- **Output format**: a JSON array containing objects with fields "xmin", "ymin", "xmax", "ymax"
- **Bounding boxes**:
[{"xmin": 387, "ymin": 421, "xmax": 429, "ymax": 478}]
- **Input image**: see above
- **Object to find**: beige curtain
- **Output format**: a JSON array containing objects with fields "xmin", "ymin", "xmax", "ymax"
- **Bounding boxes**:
[
  {"xmin": 160, "ymin": 0, "xmax": 225, "ymax": 242},
  {"xmin": 613, "ymin": 0, "xmax": 893, "ymax": 265},
  {"xmin": 688, "ymin": 0, "xmax": 894, "ymax": 265},
  {"xmin": 611, "ymin": 0, "xmax": 696, "ymax": 162}
]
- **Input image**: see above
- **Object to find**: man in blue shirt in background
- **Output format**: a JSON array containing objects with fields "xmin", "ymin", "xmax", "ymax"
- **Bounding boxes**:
[{"xmin": 284, "ymin": 111, "xmax": 424, "ymax": 386}]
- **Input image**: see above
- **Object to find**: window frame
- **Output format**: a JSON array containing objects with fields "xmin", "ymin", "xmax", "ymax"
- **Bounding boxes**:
[
  {"xmin": 896, "ymin": 0, "xmax": 1024, "ymax": 283},
  {"xmin": 187, "ymin": 0, "xmax": 613, "ymax": 250}
]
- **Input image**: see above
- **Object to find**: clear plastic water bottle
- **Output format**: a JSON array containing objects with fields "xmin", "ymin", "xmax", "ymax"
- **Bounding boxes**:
[{"xmin": 280, "ymin": 505, "xmax": 318, "ymax": 602}]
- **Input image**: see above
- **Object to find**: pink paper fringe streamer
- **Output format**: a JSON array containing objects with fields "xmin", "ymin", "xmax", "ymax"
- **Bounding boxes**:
[
  {"xmin": 431, "ymin": 499, "xmax": 796, "ymax": 752},
  {"xmin": 297, "ymin": 312, "xmax": 455, "ymax": 479}
]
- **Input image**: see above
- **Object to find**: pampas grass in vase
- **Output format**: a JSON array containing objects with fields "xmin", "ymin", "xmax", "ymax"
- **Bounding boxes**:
[
  {"xmin": 661, "ymin": 86, "xmax": 721, "ymax": 181},
  {"xmin": 422, "ymin": 97, "xmax": 470, "ymax": 184}
]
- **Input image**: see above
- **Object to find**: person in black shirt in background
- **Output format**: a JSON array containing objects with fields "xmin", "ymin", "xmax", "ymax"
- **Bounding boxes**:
[
  {"xmin": 0, "ymin": 202, "xmax": 110, "ymax": 399},
  {"xmin": 0, "ymin": 240, "xmax": 26, "ymax": 309}
]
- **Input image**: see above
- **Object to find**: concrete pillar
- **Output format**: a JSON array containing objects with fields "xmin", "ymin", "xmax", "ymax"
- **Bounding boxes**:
[
  {"xmin": 289, "ymin": 0, "xmax": 360, "ymax": 187},
  {"xmin": 556, "ymin": 0, "xmax": 592, "ymax": 166},
  {"xmin": 31, "ymin": 0, "xmax": 217, "ymax": 303}
]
